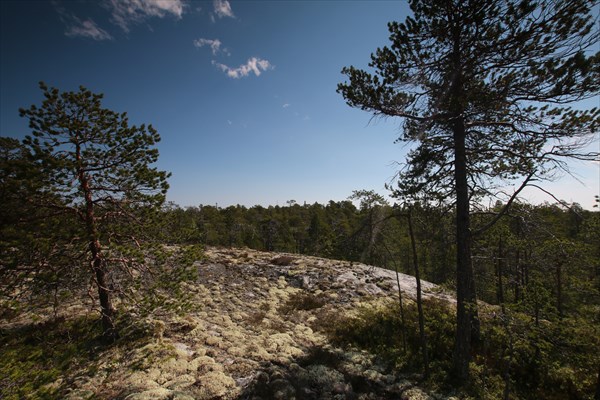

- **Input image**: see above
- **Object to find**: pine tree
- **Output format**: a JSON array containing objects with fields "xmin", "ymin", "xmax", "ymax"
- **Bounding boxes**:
[
  {"xmin": 18, "ymin": 83, "xmax": 170, "ymax": 340},
  {"xmin": 338, "ymin": 0, "xmax": 599, "ymax": 381}
]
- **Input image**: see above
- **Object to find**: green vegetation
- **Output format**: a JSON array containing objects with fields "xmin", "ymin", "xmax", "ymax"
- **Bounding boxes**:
[
  {"xmin": 0, "ymin": 244, "xmax": 201, "ymax": 399},
  {"xmin": 321, "ymin": 298, "xmax": 600, "ymax": 400},
  {"xmin": 5, "ymin": 83, "xmax": 170, "ymax": 340},
  {"xmin": 0, "ymin": 317, "xmax": 103, "ymax": 399},
  {"xmin": 3, "ymin": 109, "xmax": 599, "ymax": 398},
  {"xmin": 158, "ymin": 197, "xmax": 600, "ymax": 398},
  {"xmin": 279, "ymin": 291, "xmax": 327, "ymax": 314},
  {"xmin": 338, "ymin": 0, "xmax": 599, "ymax": 381}
]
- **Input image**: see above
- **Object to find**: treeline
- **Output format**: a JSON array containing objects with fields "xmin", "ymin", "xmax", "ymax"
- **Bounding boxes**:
[
  {"xmin": 160, "ymin": 195, "xmax": 600, "ymax": 398},
  {"xmin": 161, "ymin": 190, "xmax": 393, "ymax": 263},
  {"xmin": 161, "ymin": 193, "xmax": 600, "ymax": 315}
]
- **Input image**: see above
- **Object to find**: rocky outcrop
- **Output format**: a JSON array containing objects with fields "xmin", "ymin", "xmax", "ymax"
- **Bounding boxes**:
[{"xmin": 52, "ymin": 247, "xmax": 456, "ymax": 399}]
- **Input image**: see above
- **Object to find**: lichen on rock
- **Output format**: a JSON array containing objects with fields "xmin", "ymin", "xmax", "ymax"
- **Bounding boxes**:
[{"xmin": 2, "ymin": 246, "xmax": 453, "ymax": 399}]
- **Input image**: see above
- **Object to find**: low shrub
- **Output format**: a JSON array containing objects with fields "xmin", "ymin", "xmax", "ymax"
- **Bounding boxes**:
[
  {"xmin": 318, "ymin": 298, "xmax": 600, "ymax": 399},
  {"xmin": 0, "ymin": 317, "xmax": 103, "ymax": 399}
]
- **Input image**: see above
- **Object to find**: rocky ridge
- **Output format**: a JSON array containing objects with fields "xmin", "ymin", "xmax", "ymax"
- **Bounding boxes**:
[{"xmin": 13, "ymin": 247, "xmax": 458, "ymax": 399}]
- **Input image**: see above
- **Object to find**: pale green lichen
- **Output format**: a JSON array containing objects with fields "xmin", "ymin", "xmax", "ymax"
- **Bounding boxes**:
[
  {"xmin": 2, "ymin": 246, "xmax": 447, "ymax": 399},
  {"xmin": 221, "ymin": 327, "xmax": 245, "ymax": 342},
  {"xmin": 195, "ymin": 371, "xmax": 236, "ymax": 399},
  {"xmin": 204, "ymin": 335, "xmax": 223, "ymax": 347},
  {"xmin": 124, "ymin": 371, "xmax": 161, "ymax": 391},
  {"xmin": 299, "ymin": 364, "xmax": 345, "ymax": 392},
  {"xmin": 158, "ymin": 357, "xmax": 191, "ymax": 381},
  {"xmin": 163, "ymin": 374, "xmax": 196, "ymax": 390},
  {"xmin": 247, "ymin": 343, "xmax": 272, "ymax": 361},
  {"xmin": 227, "ymin": 346, "xmax": 246, "ymax": 357},
  {"xmin": 264, "ymin": 333, "xmax": 304, "ymax": 358},
  {"xmin": 188, "ymin": 355, "xmax": 224, "ymax": 374},
  {"xmin": 124, "ymin": 387, "xmax": 172, "ymax": 400}
]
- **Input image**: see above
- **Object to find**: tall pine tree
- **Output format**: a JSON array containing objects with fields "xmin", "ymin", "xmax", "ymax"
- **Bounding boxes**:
[{"xmin": 338, "ymin": 0, "xmax": 599, "ymax": 381}]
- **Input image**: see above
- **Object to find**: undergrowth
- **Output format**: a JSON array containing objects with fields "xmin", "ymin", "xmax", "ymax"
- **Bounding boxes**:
[
  {"xmin": 0, "ymin": 310, "xmax": 168, "ymax": 399},
  {"xmin": 0, "ymin": 316, "xmax": 104, "ymax": 399},
  {"xmin": 317, "ymin": 298, "xmax": 600, "ymax": 399},
  {"xmin": 279, "ymin": 291, "xmax": 327, "ymax": 314},
  {"xmin": 0, "ymin": 245, "xmax": 204, "ymax": 399}
]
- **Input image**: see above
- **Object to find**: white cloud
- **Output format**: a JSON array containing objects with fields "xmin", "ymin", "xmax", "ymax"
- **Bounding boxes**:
[
  {"xmin": 282, "ymin": 103, "xmax": 290, "ymax": 108},
  {"xmin": 213, "ymin": 57, "xmax": 273, "ymax": 79},
  {"xmin": 65, "ymin": 18, "xmax": 113, "ymax": 40},
  {"xmin": 54, "ymin": 4, "xmax": 112, "ymax": 40},
  {"xmin": 193, "ymin": 38, "xmax": 228, "ymax": 55},
  {"xmin": 213, "ymin": 0, "xmax": 234, "ymax": 18},
  {"xmin": 108, "ymin": 0, "xmax": 185, "ymax": 32}
]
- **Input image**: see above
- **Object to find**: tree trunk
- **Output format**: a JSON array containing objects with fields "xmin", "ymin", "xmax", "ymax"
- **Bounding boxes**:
[
  {"xmin": 451, "ymin": 114, "xmax": 478, "ymax": 382},
  {"xmin": 501, "ymin": 313, "xmax": 513, "ymax": 400},
  {"xmin": 388, "ymin": 248, "xmax": 407, "ymax": 353},
  {"xmin": 76, "ymin": 141, "xmax": 117, "ymax": 341},
  {"xmin": 91, "ymin": 239, "xmax": 117, "ymax": 341},
  {"xmin": 524, "ymin": 250, "xmax": 531, "ymax": 288},
  {"xmin": 514, "ymin": 249, "xmax": 521, "ymax": 303},
  {"xmin": 395, "ymin": 267, "xmax": 408, "ymax": 354},
  {"xmin": 497, "ymin": 238, "xmax": 505, "ymax": 307},
  {"xmin": 594, "ymin": 365, "xmax": 600, "ymax": 400},
  {"xmin": 361, "ymin": 209, "xmax": 381, "ymax": 264},
  {"xmin": 495, "ymin": 237, "xmax": 512, "ymax": 399},
  {"xmin": 449, "ymin": 15, "xmax": 479, "ymax": 382},
  {"xmin": 556, "ymin": 260, "xmax": 564, "ymax": 320},
  {"xmin": 408, "ymin": 207, "xmax": 429, "ymax": 376}
]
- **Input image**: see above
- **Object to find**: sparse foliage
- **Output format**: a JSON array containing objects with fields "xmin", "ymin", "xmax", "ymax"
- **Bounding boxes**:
[
  {"xmin": 7, "ymin": 82, "xmax": 170, "ymax": 339},
  {"xmin": 338, "ymin": 0, "xmax": 599, "ymax": 381}
]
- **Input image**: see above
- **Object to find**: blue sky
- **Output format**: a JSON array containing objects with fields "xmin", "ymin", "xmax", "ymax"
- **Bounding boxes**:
[{"xmin": 1, "ymin": 1, "xmax": 598, "ymax": 209}]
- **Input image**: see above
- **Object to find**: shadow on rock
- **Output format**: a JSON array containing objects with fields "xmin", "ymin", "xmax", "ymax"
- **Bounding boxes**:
[{"xmin": 235, "ymin": 345, "xmax": 416, "ymax": 400}]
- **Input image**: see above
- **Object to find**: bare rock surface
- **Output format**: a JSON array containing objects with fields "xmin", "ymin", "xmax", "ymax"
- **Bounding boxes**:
[{"xmin": 19, "ymin": 247, "xmax": 457, "ymax": 399}]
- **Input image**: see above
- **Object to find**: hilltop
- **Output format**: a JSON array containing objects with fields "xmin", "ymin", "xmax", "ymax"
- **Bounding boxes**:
[{"xmin": 1, "ymin": 246, "xmax": 457, "ymax": 400}]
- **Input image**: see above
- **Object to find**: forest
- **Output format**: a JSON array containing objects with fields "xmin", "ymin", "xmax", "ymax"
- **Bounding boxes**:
[
  {"xmin": 158, "ymin": 196, "xmax": 600, "ymax": 396},
  {"xmin": 1, "ymin": 0, "xmax": 599, "ymax": 399},
  {"xmin": 160, "ymin": 195, "xmax": 600, "ymax": 311}
]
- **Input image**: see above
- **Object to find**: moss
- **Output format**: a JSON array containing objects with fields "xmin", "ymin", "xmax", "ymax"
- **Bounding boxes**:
[
  {"xmin": 279, "ymin": 291, "xmax": 326, "ymax": 314},
  {"xmin": 0, "ymin": 316, "xmax": 104, "ymax": 399},
  {"xmin": 271, "ymin": 255, "xmax": 295, "ymax": 266}
]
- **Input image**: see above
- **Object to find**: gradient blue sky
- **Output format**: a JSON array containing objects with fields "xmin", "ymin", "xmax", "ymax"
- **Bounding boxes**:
[{"xmin": 1, "ymin": 1, "xmax": 598, "ymax": 209}]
